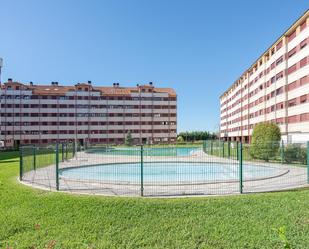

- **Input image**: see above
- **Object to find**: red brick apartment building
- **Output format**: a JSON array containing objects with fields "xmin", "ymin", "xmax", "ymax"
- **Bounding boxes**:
[
  {"xmin": 220, "ymin": 10, "xmax": 309, "ymax": 143},
  {"xmin": 0, "ymin": 80, "xmax": 177, "ymax": 148}
]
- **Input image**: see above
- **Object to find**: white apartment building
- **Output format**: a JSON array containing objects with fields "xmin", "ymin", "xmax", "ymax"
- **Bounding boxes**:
[
  {"xmin": 220, "ymin": 10, "xmax": 309, "ymax": 143},
  {"xmin": 0, "ymin": 80, "xmax": 177, "ymax": 148}
]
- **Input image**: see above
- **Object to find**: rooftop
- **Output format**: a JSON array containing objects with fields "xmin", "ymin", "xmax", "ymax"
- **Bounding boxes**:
[{"xmin": 0, "ymin": 79, "xmax": 176, "ymax": 97}]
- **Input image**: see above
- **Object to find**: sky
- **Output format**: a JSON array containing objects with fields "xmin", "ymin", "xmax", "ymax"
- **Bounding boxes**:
[{"xmin": 0, "ymin": 0, "xmax": 308, "ymax": 132}]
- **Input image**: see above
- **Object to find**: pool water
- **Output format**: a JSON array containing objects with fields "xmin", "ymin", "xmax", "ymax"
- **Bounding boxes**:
[
  {"xmin": 86, "ymin": 147, "xmax": 200, "ymax": 156},
  {"xmin": 60, "ymin": 162, "xmax": 285, "ymax": 184}
]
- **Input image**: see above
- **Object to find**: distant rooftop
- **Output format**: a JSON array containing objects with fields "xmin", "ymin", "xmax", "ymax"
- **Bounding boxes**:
[{"xmin": 1, "ymin": 79, "xmax": 176, "ymax": 97}]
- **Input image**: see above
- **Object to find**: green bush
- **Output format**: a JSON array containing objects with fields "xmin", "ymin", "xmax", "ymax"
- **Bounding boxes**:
[
  {"xmin": 284, "ymin": 144, "xmax": 307, "ymax": 164},
  {"xmin": 125, "ymin": 131, "xmax": 133, "ymax": 146},
  {"xmin": 250, "ymin": 123, "xmax": 281, "ymax": 161},
  {"xmin": 177, "ymin": 136, "xmax": 184, "ymax": 142}
]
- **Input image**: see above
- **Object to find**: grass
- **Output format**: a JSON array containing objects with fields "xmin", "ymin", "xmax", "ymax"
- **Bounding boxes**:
[{"xmin": 1, "ymin": 151, "xmax": 309, "ymax": 248}]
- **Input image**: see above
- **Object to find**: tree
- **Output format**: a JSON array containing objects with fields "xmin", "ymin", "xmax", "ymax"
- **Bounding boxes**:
[
  {"xmin": 177, "ymin": 136, "xmax": 184, "ymax": 143},
  {"xmin": 177, "ymin": 131, "xmax": 217, "ymax": 142},
  {"xmin": 250, "ymin": 123, "xmax": 281, "ymax": 161},
  {"xmin": 125, "ymin": 131, "xmax": 133, "ymax": 146}
]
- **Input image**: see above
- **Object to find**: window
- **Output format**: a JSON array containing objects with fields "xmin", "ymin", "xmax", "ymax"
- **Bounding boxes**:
[
  {"xmin": 288, "ymin": 98, "xmax": 297, "ymax": 107},
  {"xmin": 288, "ymin": 48, "xmax": 296, "ymax": 58},
  {"xmin": 276, "ymin": 87, "xmax": 283, "ymax": 95},
  {"xmin": 287, "ymin": 64, "xmax": 297, "ymax": 75},
  {"xmin": 300, "ymin": 57, "xmax": 308, "ymax": 68},
  {"xmin": 277, "ymin": 103, "xmax": 284, "ymax": 109},
  {"xmin": 288, "ymin": 115, "xmax": 298, "ymax": 123},
  {"xmin": 288, "ymin": 30, "xmax": 296, "ymax": 42},
  {"xmin": 300, "ymin": 113, "xmax": 309, "ymax": 122},
  {"xmin": 300, "ymin": 76, "xmax": 308, "ymax": 86},
  {"xmin": 276, "ymin": 40, "xmax": 283, "ymax": 50},
  {"xmin": 276, "ymin": 72, "xmax": 283, "ymax": 81},
  {"xmin": 276, "ymin": 56, "xmax": 283, "ymax": 65},
  {"xmin": 288, "ymin": 80, "xmax": 297, "ymax": 91},
  {"xmin": 276, "ymin": 117, "xmax": 284, "ymax": 124},
  {"xmin": 300, "ymin": 39, "xmax": 307, "ymax": 49},
  {"xmin": 300, "ymin": 21, "xmax": 307, "ymax": 31},
  {"xmin": 300, "ymin": 95, "xmax": 307, "ymax": 103}
]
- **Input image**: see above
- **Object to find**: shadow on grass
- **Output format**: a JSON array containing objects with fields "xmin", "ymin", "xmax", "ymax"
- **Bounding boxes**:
[
  {"xmin": 0, "ymin": 151, "xmax": 19, "ymax": 161},
  {"xmin": 0, "ymin": 159, "xmax": 19, "ymax": 164}
]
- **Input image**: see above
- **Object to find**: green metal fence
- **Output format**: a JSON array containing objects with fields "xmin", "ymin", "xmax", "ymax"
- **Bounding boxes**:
[
  {"xmin": 19, "ymin": 141, "xmax": 309, "ymax": 196},
  {"xmin": 203, "ymin": 140, "xmax": 308, "ymax": 165},
  {"xmin": 20, "ymin": 142, "xmax": 75, "ymax": 189}
]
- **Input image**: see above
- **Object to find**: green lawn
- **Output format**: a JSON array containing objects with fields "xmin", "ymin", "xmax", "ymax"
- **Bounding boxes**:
[{"xmin": 1, "ymin": 151, "xmax": 309, "ymax": 248}]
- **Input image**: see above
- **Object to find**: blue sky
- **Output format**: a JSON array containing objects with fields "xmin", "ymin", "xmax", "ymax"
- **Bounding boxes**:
[{"xmin": 0, "ymin": 0, "xmax": 308, "ymax": 132}]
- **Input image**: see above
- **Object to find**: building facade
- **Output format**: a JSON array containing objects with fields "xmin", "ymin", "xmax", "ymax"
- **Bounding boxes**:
[
  {"xmin": 220, "ymin": 10, "xmax": 309, "ymax": 143},
  {"xmin": 0, "ymin": 80, "xmax": 177, "ymax": 148}
]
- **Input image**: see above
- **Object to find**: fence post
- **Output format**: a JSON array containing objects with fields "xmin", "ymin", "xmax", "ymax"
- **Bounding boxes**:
[
  {"xmin": 55, "ymin": 143, "xmax": 59, "ymax": 191},
  {"xmin": 61, "ymin": 143, "xmax": 64, "ymax": 162},
  {"xmin": 65, "ymin": 143, "xmax": 68, "ymax": 160},
  {"xmin": 19, "ymin": 147, "xmax": 23, "ymax": 181},
  {"xmin": 239, "ymin": 142, "xmax": 243, "ymax": 194},
  {"xmin": 73, "ymin": 141, "xmax": 76, "ymax": 157},
  {"xmin": 222, "ymin": 141, "xmax": 225, "ymax": 157},
  {"xmin": 210, "ymin": 140, "xmax": 213, "ymax": 155},
  {"xmin": 33, "ymin": 145, "xmax": 36, "ymax": 171},
  {"xmin": 236, "ymin": 141, "xmax": 239, "ymax": 160},
  {"xmin": 281, "ymin": 140, "xmax": 284, "ymax": 164},
  {"xmin": 307, "ymin": 141, "xmax": 309, "ymax": 184},
  {"xmin": 140, "ymin": 145, "xmax": 144, "ymax": 196},
  {"xmin": 227, "ymin": 141, "xmax": 230, "ymax": 158}
]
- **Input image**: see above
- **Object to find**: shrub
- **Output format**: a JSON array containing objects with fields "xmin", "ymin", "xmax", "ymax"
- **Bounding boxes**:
[
  {"xmin": 177, "ymin": 136, "xmax": 184, "ymax": 143},
  {"xmin": 250, "ymin": 123, "xmax": 281, "ymax": 161},
  {"xmin": 125, "ymin": 131, "xmax": 133, "ymax": 146},
  {"xmin": 284, "ymin": 144, "xmax": 307, "ymax": 164}
]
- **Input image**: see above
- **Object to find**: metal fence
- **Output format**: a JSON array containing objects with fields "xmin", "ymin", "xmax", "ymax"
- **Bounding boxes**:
[
  {"xmin": 203, "ymin": 140, "xmax": 307, "ymax": 164},
  {"xmin": 20, "ymin": 142, "xmax": 75, "ymax": 190},
  {"xmin": 19, "ymin": 141, "xmax": 309, "ymax": 197}
]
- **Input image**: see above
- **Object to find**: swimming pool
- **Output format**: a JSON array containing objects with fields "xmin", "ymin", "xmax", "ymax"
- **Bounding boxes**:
[
  {"xmin": 60, "ymin": 162, "xmax": 287, "ymax": 184},
  {"xmin": 86, "ymin": 147, "xmax": 200, "ymax": 156}
]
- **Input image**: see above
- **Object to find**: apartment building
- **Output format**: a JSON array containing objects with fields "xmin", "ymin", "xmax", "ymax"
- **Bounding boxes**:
[
  {"xmin": 220, "ymin": 10, "xmax": 309, "ymax": 143},
  {"xmin": 0, "ymin": 80, "xmax": 177, "ymax": 148}
]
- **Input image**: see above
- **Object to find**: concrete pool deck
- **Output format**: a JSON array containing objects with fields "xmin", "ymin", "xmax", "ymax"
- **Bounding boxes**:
[{"xmin": 21, "ymin": 150, "xmax": 308, "ymax": 197}]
